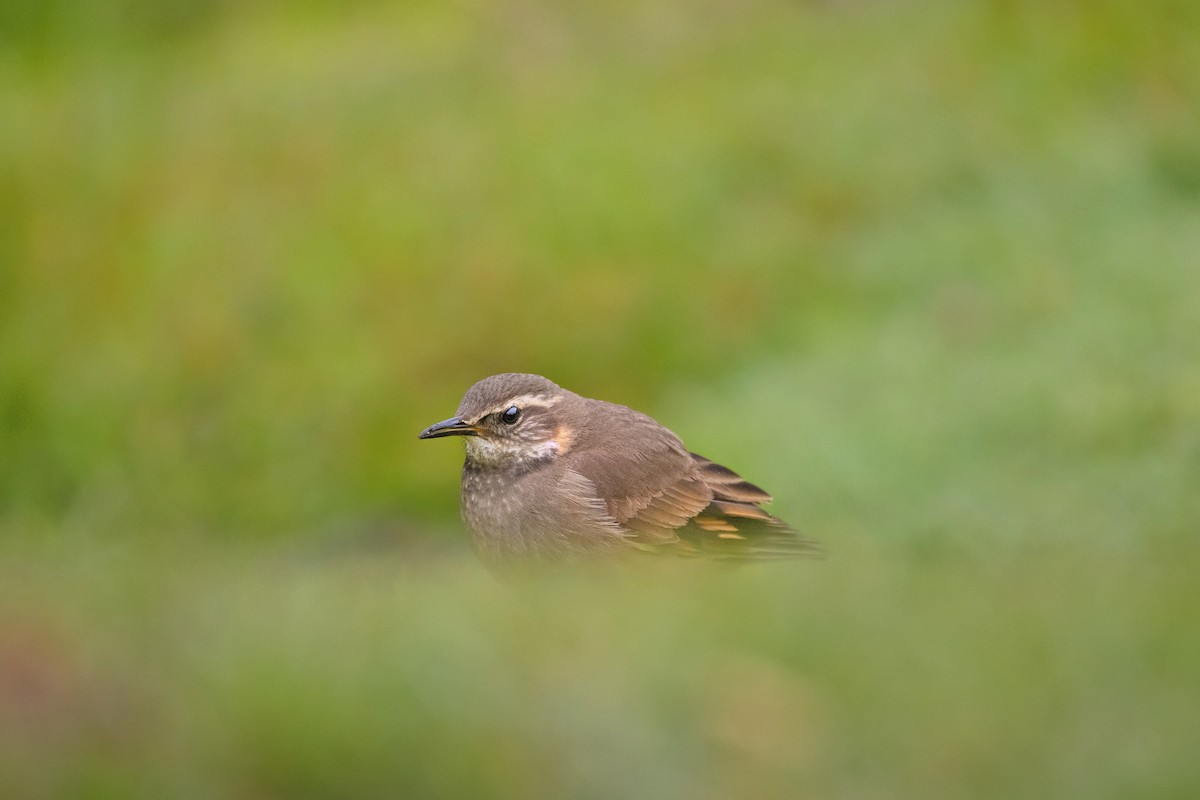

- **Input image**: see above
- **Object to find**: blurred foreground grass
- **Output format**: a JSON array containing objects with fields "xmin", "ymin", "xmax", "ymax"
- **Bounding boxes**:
[
  {"xmin": 2, "ymin": 0, "xmax": 1199, "ymax": 796},
  {"xmin": 2, "ymin": 540, "xmax": 1197, "ymax": 799}
]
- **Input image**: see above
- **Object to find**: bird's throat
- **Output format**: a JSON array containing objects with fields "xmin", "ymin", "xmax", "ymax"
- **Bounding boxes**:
[{"xmin": 464, "ymin": 436, "xmax": 560, "ymax": 470}]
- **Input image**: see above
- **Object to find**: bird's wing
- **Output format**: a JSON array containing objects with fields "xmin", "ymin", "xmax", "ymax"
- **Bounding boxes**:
[
  {"xmin": 668, "ymin": 453, "xmax": 821, "ymax": 560},
  {"xmin": 568, "ymin": 403, "xmax": 818, "ymax": 559},
  {"xmin": 568, "ymin": 404, "xmax": 712, "ymax": 546}
]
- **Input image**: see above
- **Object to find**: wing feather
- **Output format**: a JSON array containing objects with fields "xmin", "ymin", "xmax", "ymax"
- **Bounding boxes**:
[{"xmin": 566, "ymin": 399, "xmax": 818, "ymax": 559}]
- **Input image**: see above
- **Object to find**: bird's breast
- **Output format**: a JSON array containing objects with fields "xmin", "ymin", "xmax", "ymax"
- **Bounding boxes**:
[
  {"xmin": 460, "ymin": 465, "xmax": 522, "ymax": 535},
  {"xmin": 459, "ymin": 460, "xmax": 627, "ymax": 562}
]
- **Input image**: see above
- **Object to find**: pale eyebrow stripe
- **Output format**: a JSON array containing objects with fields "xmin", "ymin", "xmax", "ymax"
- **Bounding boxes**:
[{"xmin": 489, "ymin": 393, "xmax": 560, "ymax": 413}]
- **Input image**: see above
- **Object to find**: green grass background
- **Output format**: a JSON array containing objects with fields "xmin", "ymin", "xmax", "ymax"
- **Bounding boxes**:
[{"xmin": 2, "ymin": 0, "xmax": 1199, "ymax": 797}]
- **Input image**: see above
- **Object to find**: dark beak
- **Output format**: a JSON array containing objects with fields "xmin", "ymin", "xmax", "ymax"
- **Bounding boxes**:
[{"xmin": 418, "ymin": 416, "xmax": 479, "ymax": 440}]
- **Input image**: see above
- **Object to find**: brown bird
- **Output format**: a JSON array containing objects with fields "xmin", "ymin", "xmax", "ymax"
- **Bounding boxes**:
[{"xmin": 418, "ymin": 373, "xmax": 818, "ymax": 564}]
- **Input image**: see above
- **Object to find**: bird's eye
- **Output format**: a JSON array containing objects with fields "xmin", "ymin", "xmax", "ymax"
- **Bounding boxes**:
[{"xmin": 500, "ymin": 406, "xmax": 520, "ymax": 425}]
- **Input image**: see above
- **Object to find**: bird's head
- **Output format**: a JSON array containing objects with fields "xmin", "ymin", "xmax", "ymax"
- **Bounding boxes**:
[{"xmin": 418, "ymin": 373, "xmax": 576, "ymax": 468}]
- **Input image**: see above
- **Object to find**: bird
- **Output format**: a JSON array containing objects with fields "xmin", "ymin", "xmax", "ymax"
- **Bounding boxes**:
[{"xmin": 418, "ymin": 373, "xmax": 818, "ymax": 564}]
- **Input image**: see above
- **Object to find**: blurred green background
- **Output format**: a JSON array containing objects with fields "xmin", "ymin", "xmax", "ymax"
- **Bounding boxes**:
[{"xmin": 2, "ymin": 0, "xmax": 1199, "ymax": 797}]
